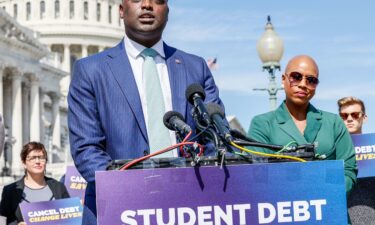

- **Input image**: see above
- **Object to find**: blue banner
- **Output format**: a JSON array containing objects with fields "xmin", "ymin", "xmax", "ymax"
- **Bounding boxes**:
[
  {"xmin": 20, "ymin": 197, "xmax": 83, "ymax": 225},
  {"xmin": 352, "ymin": 133, "xmax": 375, "ymax": 178},
  {"xmin": 96, "ymin": 160, "xmax": 347, "ymax": 225}
]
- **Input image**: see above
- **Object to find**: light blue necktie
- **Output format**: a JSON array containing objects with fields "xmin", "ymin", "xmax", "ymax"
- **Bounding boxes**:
[{"xmin": 141, "ymin": 48, "xmax": 173, "ymax": 157}]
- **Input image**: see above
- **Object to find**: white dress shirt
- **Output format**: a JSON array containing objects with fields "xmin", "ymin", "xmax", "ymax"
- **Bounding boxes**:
[{"xmin": 123, "ymin": 35, "xmax": 177, "ymax": 156}]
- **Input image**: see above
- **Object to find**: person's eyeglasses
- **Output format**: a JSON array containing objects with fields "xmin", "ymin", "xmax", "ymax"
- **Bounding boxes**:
[
  {"xmin": 339, "ymin": 112, "xmax": 364, "ymax": 120},
  {"xmin": 26, "ymin": 156, "xmax": 47, "ymax": 163},
  {"xmin": 286, "ymin": 71, "xmax": 319, "ymax": 89}
]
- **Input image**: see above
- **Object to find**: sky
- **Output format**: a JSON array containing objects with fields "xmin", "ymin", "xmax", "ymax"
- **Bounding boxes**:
[{"xmin": 163, "ymin": 0, "xmax": 375, "ymax": 134}]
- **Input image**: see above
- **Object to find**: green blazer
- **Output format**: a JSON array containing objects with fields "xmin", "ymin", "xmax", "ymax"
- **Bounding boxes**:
[{"xmin": 248, "ymin": 102, "xmax": 357, "ymax": 193}]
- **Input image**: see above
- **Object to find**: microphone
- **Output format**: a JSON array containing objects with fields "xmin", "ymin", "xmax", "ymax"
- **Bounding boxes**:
[
  {"xmin": 185, "ymin": 83, "xmax": 211, "ymax": 126},
  {"xmin": 163, "ymin": 111, "xmax": 192, "ymax": 135},
  {"xmin": 230, "ymin": 129, "xmax": 259, "ymax": 143},
  {"xmin": 205, "ymin": 103, "xmax": 233, "ymax": 143}
]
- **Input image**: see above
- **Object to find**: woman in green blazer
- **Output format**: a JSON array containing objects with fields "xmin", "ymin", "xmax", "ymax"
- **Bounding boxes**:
[{"xmin": 248, "ymin": 55, "xmax": 357, "ymax": 194}]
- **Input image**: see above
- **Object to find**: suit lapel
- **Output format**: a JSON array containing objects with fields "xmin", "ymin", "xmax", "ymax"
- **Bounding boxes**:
[
  {"xmin": 276, "ymin": 103, "xmax": 307, "ymax": 144},
  {"xmin": 164, "ymin": 43, "xmax": 187, "ymax": 118},
  {"xmin": 106, "ymin": 41, "xmax": 148, "ymax": 141},
  {"xmin": 15, "ymin": 177, "xmax": 25, "ymax": 202},
  {"xmin": 304, "ymin": 104, "xmax": 322, "ymax": 143}
]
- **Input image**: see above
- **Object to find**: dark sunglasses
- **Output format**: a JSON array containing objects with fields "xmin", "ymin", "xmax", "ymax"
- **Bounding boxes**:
[
  {"xmin": 286, "ymin": 72, "xmax": 319, "ymax": 89},
  {"xmin": 339, "ymin": 112, "xmax": 364, "ymax": 120}
]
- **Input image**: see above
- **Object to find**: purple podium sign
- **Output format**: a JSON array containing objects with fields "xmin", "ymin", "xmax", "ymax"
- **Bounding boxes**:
[
  {"xmin": 64, "ymin": 166, "xmax": 87, "ymax": 199},
  {"xmin": 20, "ymin": 197, "xmax": 83, "ymax": 225},
  {"xmin": 352, "ymin": 132, "xmax": 375, "ymax": 178},
  {"xmin": 96, "ymin": 160, "xmax": 347, "ymax": 225}
]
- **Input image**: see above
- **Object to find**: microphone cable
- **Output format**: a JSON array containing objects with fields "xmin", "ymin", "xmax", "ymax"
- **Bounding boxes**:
[
  {"xmin": 179, "ymin": 130, "xmax": 192, "ymax": 157},
  {"xmin": 276, "ymin": 141, "xmax": 298, "ymax": 154},
  {"xmin": 119, "ymin": 139, "xmax": 306, "ymax": 170},
  {"xmin": 230, "ymin": 141, "xmax": 306, "ymax": 163},
  {"xmin": 119, "ymin": 131, "xmax": 205, "ymax": 170},
  {"xmin": 185, "ymin": 126, "xmax": 210, "ymax": 143}
]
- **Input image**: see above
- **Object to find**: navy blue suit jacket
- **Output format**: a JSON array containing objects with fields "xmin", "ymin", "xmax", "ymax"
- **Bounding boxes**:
[{"xmin": 68, "ymin": 41, "xmax": 224, "ymax": 224}]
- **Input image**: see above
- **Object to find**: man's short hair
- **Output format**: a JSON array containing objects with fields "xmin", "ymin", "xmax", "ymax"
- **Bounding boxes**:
[{"xmin": 337, "ymin": 96, "xmax": 366, "ymax": 114}]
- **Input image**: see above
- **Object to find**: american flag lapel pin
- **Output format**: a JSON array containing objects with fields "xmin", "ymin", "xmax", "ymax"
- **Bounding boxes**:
[{"xmin": 175, "ymin": 59, "xmax": 182, "ymax": 64}]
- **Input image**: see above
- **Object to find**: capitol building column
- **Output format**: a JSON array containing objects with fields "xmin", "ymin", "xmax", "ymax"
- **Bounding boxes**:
[
  {"xmin": 22, "ymin": 83, "xmax": 30, "ymax": 144},
  {"xmin": 63, "ymin": 44, "xmax": 71, "ymax": 73},
  {"xmin": 0, "ymin": 64, "xmax": 4, "ymax": 116},
  {"xmin": 39, "ymin": 88, "xmax": 46, "ymax": 146},
  {"xmin": 30, "ymin": 75, "xmax": 41, "ymax": 142},
  {"xmin": 102, "ymin": 0, "xmax": 109, "ymax": 24},
  {"xmin": 62, "ymin": 44, "xmax": 71, "ymax": 94},
  {"xmin": 51, "ymin": 93, "xmax": 61, "ymax": 150},
  {"xmin": 89, "ymin": 0, "xmax": 96, "ymax": 21},
  {"xmin": 82, "ymin": 44, "xmax": 88, "ymax": 58},
  {"xmin": 76, "ymin": 0, "xmax": 84, "ymax": 20},
  {"xmin": 113, "ymin": 3, "xmax": 120, "ymax": 26},
  {"xmin": 11, "ymin": 69, "xmax": 23, "ymax": 175},
  {"xmin": 45, "ymin": 0, "xmax": 53, "ymax": 20},
  {"xmin": 32, "ymin": 0, "xmax": 39, "ymax": 21},
  {"xmin": 61, "ymin": 0, "xmax": 68, "ymax": 19}
]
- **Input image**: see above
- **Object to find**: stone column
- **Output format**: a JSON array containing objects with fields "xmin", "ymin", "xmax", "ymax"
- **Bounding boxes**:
[
  {"xmin": 76, "ymin": 0, "xmax": 83, "ymax": 20},
  {"xmin": 63, "ymin": 44, "xmax": 71, "ymax": 73},
  {"xmin": 22, "ymin": 84, "xmax": 30, "ymax": 144},
  {"xmin": 18, "ymin": 1, "xmax": 25, "ymax": 22},
  {"xmin": 30, "ymin": 75, "xmax": 40, "ymax": 141},
  {"xmin": 62, "ymin": 44, "xmax": 71, "ymax": 95},
  {"xmin": 0, "ymin": 64, "xmax": 4, "ymax": 116},
  {"xmin": 39, "ymin": 88, "xmax": 46, "ymax": 145},
  {"xmin": 82, "ymin": 44, "xmax": 88, "ymax": 58},
  {"xmin": 34, "ymin": 0, "xmax": 40, "ymax": 20},
  {"xmin": 4, "ymin": 75, "xmax": 12, "ymax": 131},
  {"xmin": 51, "ymin": 93, "xmax": 61, "ymax": 150},
  {"xmin": 0, "ymin": 66, "xmax": 6, "ymax": 171},
  {"xmin": 0, "ymin": 65, "xmax": 4, "ymax": 168},
  {"xmin": 61, "ymin": 0, "xmax": 68, "ymax": 19},
  {"xmin": 11, "ymin": 70, "xmax": 23, "ymax": 175},
  {"xmin": 113, "ymin": 3, "xmax": 120, "ymax": 27},
  {"xmin": 45, "ymin": 0, "xmax": 52, "ymax": 19},
  {"xmin": 89, "ymin": 0, "xmax": 96, "ymax": 21},
  {"xmin": 101, "ymin": 0, "xmax": 108, "ymax": 24}
]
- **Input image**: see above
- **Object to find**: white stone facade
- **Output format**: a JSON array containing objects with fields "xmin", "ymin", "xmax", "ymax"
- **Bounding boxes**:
[
  {"xmin": 0, "ymin": 0, "xmax": 124, "ymax": 179},
  {"xmin": 0, "ymin": 0, "xmax": 123, "ymax": 94},
  {"xmin": 0, "ymin": 7, "xmax": 67, "ymax": 177}
]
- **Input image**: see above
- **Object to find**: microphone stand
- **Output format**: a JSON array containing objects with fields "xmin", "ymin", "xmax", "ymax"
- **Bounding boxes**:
[
  {"xmin": 192, "ymin": 107, "xmax": 232, "ymax": 168},
  {"xmin": 173, "ymin": 128, "xmax": 198, "ymax": 167}
]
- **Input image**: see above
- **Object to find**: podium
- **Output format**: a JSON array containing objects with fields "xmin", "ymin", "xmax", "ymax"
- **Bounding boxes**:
[{"xmin": 96, "ymin": 160, "xmax": 347, "ymax": 225}]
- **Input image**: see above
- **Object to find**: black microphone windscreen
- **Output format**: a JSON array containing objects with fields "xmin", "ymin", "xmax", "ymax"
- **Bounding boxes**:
[
  {"xmin": 163, "ymin": 111, "xmax": 184, "ymax": 130},
  {"xmin": 185, "ymin": 83, "xmax": 206, "ymax": 104},
  {"xmin": 205, "ymin": 102, "xmax": 225, "ymax": 118}
]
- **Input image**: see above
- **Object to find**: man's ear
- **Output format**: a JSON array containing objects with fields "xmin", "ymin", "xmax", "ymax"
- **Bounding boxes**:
[
  {"xmin": 363, "ymin": 114, "xmax": 368, "ymax": 123},
  {"xmin": 281, "ymin": 74, "xmax": 286, "ymax": 87},
  {"xmin": 119, "ymin": 4, "xmax": 124, "ymax": 18}
]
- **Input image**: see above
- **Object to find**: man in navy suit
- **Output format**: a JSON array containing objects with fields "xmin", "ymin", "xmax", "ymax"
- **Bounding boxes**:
[{"xmin": 68, "ymin": 0, "xmax": 225, "ymax": 224}]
